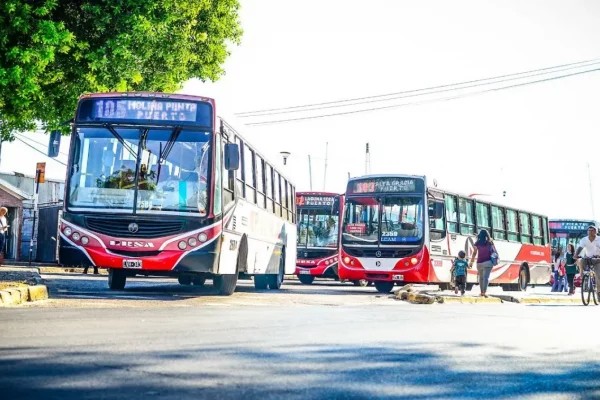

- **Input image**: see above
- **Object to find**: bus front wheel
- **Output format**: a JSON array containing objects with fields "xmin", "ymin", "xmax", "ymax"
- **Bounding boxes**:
[
  {"xmin": 267, "ymin": 255, "xmax": 285, "ymax": 290},
  {"xmin": 108, "ymin": 269, "xmax": 126, "ymax": 290},
  {"xmin": 214, "ymin": 274, "xmax": 237, "ymax": 296},
  {"xmin": 178, "ymin": 275, "xmax": 192, "ymax": 285},
  {"xmin": 374, "ymin": 281, "xmax": 394, "ymax": 293},
  {"xmin": 298, "ymin": 274, "xmax": 315, "ymax": 285}
]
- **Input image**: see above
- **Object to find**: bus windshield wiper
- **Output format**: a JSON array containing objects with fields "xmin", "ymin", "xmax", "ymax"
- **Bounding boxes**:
[
  {"xmin": 156, "ymin": 125, "xmax": 182, "ymax": 183},
  {"xmin": 104, "ymin": 124, "xmax": 137, "ymax": 159}
]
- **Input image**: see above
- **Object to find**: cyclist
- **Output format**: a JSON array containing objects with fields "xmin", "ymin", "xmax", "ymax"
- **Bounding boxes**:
[{"xmin": 575, "ymin": 225, "xmax": 600, "ymax": 294}]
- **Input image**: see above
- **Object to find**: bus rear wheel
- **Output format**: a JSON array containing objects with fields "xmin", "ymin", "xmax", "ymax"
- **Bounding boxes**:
[
  {"xmin": 298, "ymin": 274, "xmax": 315, "ymax": 285},
  {"xmin": 254, "ymin": 275, "xmax": 269, "ymax": 290},
  {"xmin": 267, "ymin": 256, "xmax": 285, "ymax": 290},
  {"xmin": 192, "ymin": 276, "xmax": 206, "ymax": 286},
  {"xmin": 214, "ymin": 274, "xmax": 237, "ymax": 296},
  {"xmin": 374, "ymin": 281, "xmax": 394, "ymax": 293},
  {"xmin": 517, "ymin": 267, "xmax": 529, "ymax": 291},
  {"xmin": 108, "ymin": 269, "xmax": 126, "ymax": 290}
]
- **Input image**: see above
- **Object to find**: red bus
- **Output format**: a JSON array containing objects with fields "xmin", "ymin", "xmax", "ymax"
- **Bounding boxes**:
[
  {"xmin": 47, "ymin": 92, "xmax": 297, "ymax": 295},
  {"xmin": 338, "ymin": 174, "xmax": 552, "ymax": 293}
]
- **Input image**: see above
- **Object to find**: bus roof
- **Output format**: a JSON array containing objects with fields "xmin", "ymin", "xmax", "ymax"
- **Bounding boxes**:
[{"xmin": 347, "ymin": 174, "xmax": 426, "ymax": 182}]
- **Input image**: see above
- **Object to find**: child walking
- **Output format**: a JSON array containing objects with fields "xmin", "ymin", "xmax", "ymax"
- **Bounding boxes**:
[{"xmin": 452, "ymin": 251, "xmax": 469, "ymax": 296}]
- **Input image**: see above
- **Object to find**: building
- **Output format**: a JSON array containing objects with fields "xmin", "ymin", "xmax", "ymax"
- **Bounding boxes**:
[{"xmin": 0, "ymin": 172, "xmax": 64, "ymax": 262}]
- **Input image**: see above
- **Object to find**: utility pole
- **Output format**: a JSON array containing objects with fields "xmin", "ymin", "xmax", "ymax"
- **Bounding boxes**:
[
  {"xmin": 29, "ymin": 163, "xmax": 45, "ymax": 266},
  {"xmin": 365, "ymin": 143, "xmax": 371, "ymax": 175},
  {"xmin": 323, "ymin": 142, "xmax": 328, "ymax": 191},
  {"xmin": 588, "ymin": 162, "xmax": 595, "ymax": 220},
  {"xmin": 308, "ymin": 155, "xmax": 313, "ymax": 191}
]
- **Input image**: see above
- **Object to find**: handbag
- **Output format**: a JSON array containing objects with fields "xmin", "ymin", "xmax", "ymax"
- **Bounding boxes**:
[{"xmin": 490, "ymin": 243, "xmax": 499, "ymax": 266}]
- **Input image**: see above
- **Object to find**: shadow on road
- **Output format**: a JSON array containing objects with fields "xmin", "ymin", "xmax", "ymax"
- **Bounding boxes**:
[{"xmin": 0, "ymin": 342, "xmax": 598, "ymax": 399}]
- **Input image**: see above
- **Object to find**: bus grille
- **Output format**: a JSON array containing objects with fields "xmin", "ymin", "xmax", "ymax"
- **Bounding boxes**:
[
  {"xmin": 85, "ymin": 217, "xmax": 184, "ymax": 238},
  {"xmin": 344, "ymin": 248, "xmax": 417, "ymax": 258}
]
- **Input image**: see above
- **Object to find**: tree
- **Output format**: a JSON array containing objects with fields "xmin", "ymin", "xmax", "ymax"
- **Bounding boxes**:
[{"xmin": 0, "ymin": 0, "xmax": 242, "ymax": 140}]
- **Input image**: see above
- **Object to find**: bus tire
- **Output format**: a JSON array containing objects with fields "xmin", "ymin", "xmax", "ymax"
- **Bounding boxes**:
[
  {"xmin": 178, "ymin": 275, "xmax": 192, "ymax": 285},
  {"xmin": 192, "ymin": 276, "xmax": 206, "ymax": 286},
  {"xmin": 214, "ymin": 274, "xmax": 237, "ymax": 296},
  {"xmin": 254, "ymin": 275, "xmax": 269, "ymax": 290},
  {"xmin": 268, "ymin": 249, "xmax": 285, "ymax": 290},
  {"xmin": 298, "ymin": 274, "xmax": 315, "ymax": 285},
  {"xmin": 374, "ymin": 281, "xmax": 395, "ymax": 293},
  {"xmin": 517, "ymin": 265, "xmax": 529, "ymax": 291},
  {"xmin": 108, "ymin": 269, "xmax": 126, "ymax": 290}
]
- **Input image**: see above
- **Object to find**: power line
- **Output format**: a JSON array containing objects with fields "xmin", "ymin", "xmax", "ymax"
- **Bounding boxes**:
[
  {"xmin": 13, "ymin": 136, "xmax": 68, "ymax": 166},
  {"xmin": 238, "ymin": 60, "xmax": 600, "ymax": 118},
  {"xmin": 245, "ymin": 67, "xmax": 600, "ymax": 126},
  {"xmin": 14, "ymin": 133, "xmax": 69, "ymax": 157},
  {"xmin": 235, "ymin": 57, "xmax": 600, "ymax": 117}
]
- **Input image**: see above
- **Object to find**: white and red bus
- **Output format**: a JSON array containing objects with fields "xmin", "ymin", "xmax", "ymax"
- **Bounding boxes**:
[
  {"xmin": 47, "ymin": 92, "xmax": 297, "ymax": 295},
  {"xmin": 295, "ymin": 192, "xmax": 342, "ymax": 283},
  {"xmin": 338, "ymin": 174, "xmax": 552, "ymax": 293},
  {"xmin": 549, "ymin": 219, "xmax": 597, "ymax": 257}
]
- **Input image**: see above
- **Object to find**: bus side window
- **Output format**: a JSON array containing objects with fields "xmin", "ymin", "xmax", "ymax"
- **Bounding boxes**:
[
  {"xmin": 531, "ymin": 215, "xmax": 543, "ymax": 245},
  {"xmin": 542, "ymin": 217, "xmax": 549, "ymax": 245},
  {"xmin": 491, "ymin": 206, "xmax": 506, "ymax": 240},
  {"xmin": 506, "ymin": 209, "xmax": 519, "ymax": 241},
  {"xmin": 458, "ymin": 197, "xmax": 475, "ymax": 235},
  {"xmin": 445, "ymin": 195, "xmax": 458, "ymax": 234},
  {"xmin": 519, "ymin": 212, "xmax": 532, "ymax": 244}
]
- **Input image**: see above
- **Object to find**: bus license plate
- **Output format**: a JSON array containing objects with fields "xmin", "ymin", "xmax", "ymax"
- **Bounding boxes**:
[
  {"xmin": 392, "ymin": 274, "xmax": 404, "ymax": 281},
  {"xmin": 299, "ymin": 270, "xmax": 311, "ymax": 275},
  {"xmin": 123, "ymin": 259, "xmax": 142, "ymax": 269}
]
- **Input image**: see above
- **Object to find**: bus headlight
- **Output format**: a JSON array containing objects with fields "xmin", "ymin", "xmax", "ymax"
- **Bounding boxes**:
[
  {"xmin": 188, "ymin": 238, "xmax": 198, "ymax": 247},
  {"xmin": 64, "ymin": 227, "xmax": 72, "ymax": 236},
  {"xmin": 411, "ymin": 257, "xmax": 418, "ymax": 265},
  {"xmin": 72, "ymin": 232, "xmax": 81, "ymax": 241},
  {"xmin": 198, "ymin": 233, "xmax": 208, "ymax": 242},
  {"xmin": 81, "ymin": 237, "xmax": 89, "ymax": 245},
  {"xmin": 178, "ymin": 241, "xmax": 187, "ymax": 250},
  {"xmin": 344, "ymin": 257, "xmax": 350, "ymax": 264}
]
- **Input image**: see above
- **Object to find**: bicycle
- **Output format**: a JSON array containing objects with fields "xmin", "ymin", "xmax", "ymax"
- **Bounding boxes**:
[{"xmin": 580, "ymin": 257, "xmax": 599, "ymax": 306}]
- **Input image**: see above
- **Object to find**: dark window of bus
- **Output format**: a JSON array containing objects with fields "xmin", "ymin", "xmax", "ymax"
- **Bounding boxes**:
[
  {"xmin": 256, "ymin": 156, "xmax": 265, "ymax": 209},
  {"xmin": 235, "ymin": 137, "xmax": 244, "ymax": 197},
  {"xmin": 286, "ymin": 182, "xmax": 294, "ymax": 223},
  {"xmin": 428, "ymin": 200, "xmax": 445, "ymax": 241},
  {"xmin": 531, "ymin": 215, "xmax": 543, "ymax": 245},
  {"xmin": 458, "ymin": 198, "xmax": 475, "ymax": 235},
  {"xmin": 475, "ymin": 202, "xmax": 491, "ymax": 231},
  {"xmin": 244, "ymin": 145, "xmax": 256, "ymax": 203},
  {"xmin": 265, "ymin": 164, "xmax": 273, "ymax": 213},
  {"xmin": 506, "ymin": 209, "xmax": 519, "ymax": 241},
  {"xmin": 222, "ymin": 136, "xmax": 234, "ymax": 208},
  {"xmin": 274, "ymin": 171, "xmax": 282, "ymax": 217},
  {"xmin": 542, "ymin": 217, "xmax": 548, "ymax": 245},
  {"xmin": 445, "ymin": 195, "xmax": 458, "ymax": 233},
  {"xmin": 519, "ymin": 212, "xmax": 531, "ymax": 244},
  {"xmin": 290, "ymin": 185, "xmax": 296, "ymax": 223},
  {"xmin": 213, "ymin": 133, "xmax": 223, "ymax": 216},
  {"xmin": 491, "ymin": 206, "xmax": 506, "ymax": 240},
  {"xmin": 281, "ymin": 176, "xmax": 288, "ymax": 220}
]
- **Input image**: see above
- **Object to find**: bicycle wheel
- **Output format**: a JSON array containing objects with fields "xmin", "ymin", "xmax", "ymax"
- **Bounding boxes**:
[
  {"xmin": 581, "ymin": 274, "xmax": 590, "ymax": 306},
  {"xmin": 593, "ymin": 275, "xmax": 599, "ymax": 306}
]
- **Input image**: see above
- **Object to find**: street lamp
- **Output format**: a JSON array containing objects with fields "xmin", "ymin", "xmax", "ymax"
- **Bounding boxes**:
[{"xmin": 280, "ymin": 151, "xmax": 291, "ymax": 165}]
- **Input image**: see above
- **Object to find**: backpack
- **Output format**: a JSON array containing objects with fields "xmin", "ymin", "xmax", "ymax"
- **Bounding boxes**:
[{"xmin": 490, "ymin": 243, "xmax": 499, "ymax": 266}]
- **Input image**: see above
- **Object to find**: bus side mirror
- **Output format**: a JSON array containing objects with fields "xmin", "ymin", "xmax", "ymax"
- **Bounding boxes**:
[
  {"xmin": 48, "ymin": 130, "xmax": 61, "ymax": 158},
  {"xmin": 429, "ymin": 202, "xmax": 444, "ymax": 219},
  {"xmin": 224, "ymin": 143, "xmax": 240, "ymax": 171}
]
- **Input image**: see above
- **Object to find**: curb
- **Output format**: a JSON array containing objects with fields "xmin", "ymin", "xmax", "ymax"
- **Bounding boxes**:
[
  {"xmin": 38, "ymin": 266, "xmax": 109, "ymax": 275},
  {"xmin": 0, "ymin": 284, "xmax": 48, "ymax": 306},
  {"xmin": 442, "ymin": 296, "xmax": 502, "ymax": 304}
]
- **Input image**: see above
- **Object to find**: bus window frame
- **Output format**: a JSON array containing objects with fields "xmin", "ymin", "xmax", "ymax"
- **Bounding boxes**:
[
  {"xmin": 458, "ymin": 197, "xmax": 476, "ymax": 236},
  {"xmin": 506, "ymin": 209, "xmax": 519, "ymax": 242},
  {"xmin": 491, "ymin": 205, "xmax": 507, "ymax": 241},
  {"xmin": 519, "ymin": 211, "xmax": 532, "ymax": 244}
]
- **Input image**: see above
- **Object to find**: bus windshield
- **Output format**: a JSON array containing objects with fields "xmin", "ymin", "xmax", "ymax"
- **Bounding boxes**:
[
  {"xmin": 297, "ymin": 209, "xmax": 339, "ymax": 248},
  {"xmin": 342, "ymin": 196, "xmax": 424, "ymax": 245},
  {"xmin": 67, "ymin": 126, "xmax": 211, "ymax": 214}
]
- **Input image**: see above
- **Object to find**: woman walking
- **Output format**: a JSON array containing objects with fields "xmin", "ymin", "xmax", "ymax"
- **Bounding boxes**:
[
  {"xmin": 469, "ymin": 229, "xmax": 496, "ymax": 297},
  {"xmin": 565, "ymin": 243, "xmax": 578, "ymax": 295}
]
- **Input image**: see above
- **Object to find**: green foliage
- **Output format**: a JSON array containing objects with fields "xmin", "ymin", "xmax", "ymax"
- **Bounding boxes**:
[{"xmin": 0, "ymin": 0, "xmax": 242, "ymax": 140}]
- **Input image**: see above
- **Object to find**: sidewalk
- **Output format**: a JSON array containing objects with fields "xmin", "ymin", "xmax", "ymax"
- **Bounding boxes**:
[{"xmin": 0, "ymin": 266, "xmax": 49, "ymax": 306}]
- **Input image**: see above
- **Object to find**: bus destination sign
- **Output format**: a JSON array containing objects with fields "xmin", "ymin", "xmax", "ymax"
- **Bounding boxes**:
[
  {"xmin": 349, "ymin": 177, "xmax": 422, "ymax": 194},
  {"xmin": 549, "ymin": 221, "xmax": 595, "ymax": 231},
  {"xmin": 297, "ymin": 195, "xmax": 335, "ymax": 207},
  {"xmin": 77, "ymin": 98, "xmax": 212, "ymax": 126}
]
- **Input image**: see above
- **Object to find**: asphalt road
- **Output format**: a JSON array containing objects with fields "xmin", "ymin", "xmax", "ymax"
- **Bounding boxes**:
[{"xmin": 1, "ymin": 272, "xmax": 599, "ymax": 399}]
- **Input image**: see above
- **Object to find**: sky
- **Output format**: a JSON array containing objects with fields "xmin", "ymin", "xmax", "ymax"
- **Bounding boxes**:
[{"xmin": 3, "ymin": 0, "xmax": 600, "ymax": 220}]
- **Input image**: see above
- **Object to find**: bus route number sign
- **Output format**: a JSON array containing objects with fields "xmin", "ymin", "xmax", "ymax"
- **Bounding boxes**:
[{"xmin": 352, "ymin": 178, "xmax": 417, "ymax": 194}]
